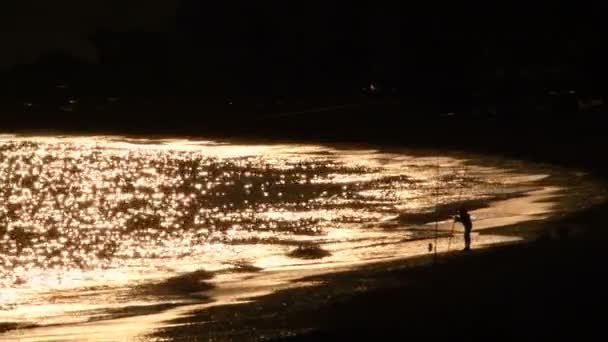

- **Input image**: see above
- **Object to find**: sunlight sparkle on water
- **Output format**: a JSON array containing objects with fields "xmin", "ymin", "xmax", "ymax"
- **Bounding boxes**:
[
  {"xmin": 0, "ymin": 135, "xmax": 549, "ymax": 337},
  {"xmin": 0, "ymin": 138, "xmax": 432, "ymax": 289}
]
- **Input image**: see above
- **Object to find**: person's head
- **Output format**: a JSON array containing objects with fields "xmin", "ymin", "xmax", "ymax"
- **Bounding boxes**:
[{"xmin": 459, "ymin": 207, "xmax": 467, "ymax": 216}]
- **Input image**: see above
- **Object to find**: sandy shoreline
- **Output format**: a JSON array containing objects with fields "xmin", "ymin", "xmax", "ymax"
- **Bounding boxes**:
[
  {"xmin": 148, "ymin": 210, "xmax": 608, "ymax": 341},
  {"xmin": 149, "ymin": 183, "xmax": 605, "ymax": 341}
]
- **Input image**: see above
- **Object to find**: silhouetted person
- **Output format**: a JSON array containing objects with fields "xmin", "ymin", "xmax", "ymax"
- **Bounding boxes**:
[{"xmin": 454, "ymin": 207, "xmax": 473, "ymax": 251}]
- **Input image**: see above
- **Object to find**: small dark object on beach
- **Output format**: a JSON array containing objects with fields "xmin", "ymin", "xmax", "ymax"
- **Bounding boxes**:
[
  {"xmin": 428, "ymin": 243, "xmax": 433, "ymax": 252},
  {"xmin": 288, "ymin": 244, "xmax": 331, "ymax": 260}
]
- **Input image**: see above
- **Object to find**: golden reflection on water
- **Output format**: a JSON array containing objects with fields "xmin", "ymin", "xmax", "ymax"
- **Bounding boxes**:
[
  {"xmin": 0, "ymin": 140, "xmax": 385, "ymax": 280},
  {"xmin": 0, "ymin": 135, "xmax": 539, "ymax": 333}
]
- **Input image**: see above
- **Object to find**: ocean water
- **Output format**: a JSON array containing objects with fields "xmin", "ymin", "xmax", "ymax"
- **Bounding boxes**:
[{"xmin": 0, "ymin": 135, "xmax": 597, "ymax": 339}]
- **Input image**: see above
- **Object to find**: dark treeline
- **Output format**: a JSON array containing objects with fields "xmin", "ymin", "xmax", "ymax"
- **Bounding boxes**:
[{"xmin": 1, "ymin": 3, "xmax": 608, "ymax": 133}]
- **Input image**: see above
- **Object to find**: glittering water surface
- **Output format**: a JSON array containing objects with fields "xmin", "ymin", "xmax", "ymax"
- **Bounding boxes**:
[{"xmin": 0, "ymin": 135, "xmax": 575, "ymax": 333}]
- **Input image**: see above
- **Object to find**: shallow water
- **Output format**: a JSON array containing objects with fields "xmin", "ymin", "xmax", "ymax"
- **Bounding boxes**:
[{"xmin": 0, "ymin": 135, "xmax": 600, "ymax": 340}]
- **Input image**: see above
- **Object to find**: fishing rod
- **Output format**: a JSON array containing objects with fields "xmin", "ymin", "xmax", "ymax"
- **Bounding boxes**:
[
  {"xmin": 433, "ymin": 157, "xmax": 440, "ymax": 265},
  {"xmin": 446, "ymin": 220, "xmax": 457, "ymax": 252},
  {"xmin": 447, "ymin": 163, "xmax": 467, "ymax": 253}
]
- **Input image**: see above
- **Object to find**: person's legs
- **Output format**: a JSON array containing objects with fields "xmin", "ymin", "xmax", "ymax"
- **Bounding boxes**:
[{"xmin": 464, "ymin": 227, "xmax": 471, "ymax": 251}]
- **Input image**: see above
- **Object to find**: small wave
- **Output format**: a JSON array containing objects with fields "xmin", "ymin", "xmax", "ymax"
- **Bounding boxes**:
[
  {"xmin": 218, "ymin": 261, "xmax": 263, "ymax": 274},
  {"xmin": 84, "ymin": 302, "xmax": 190, "ymax": 323},
  {"xmin": 136, "ymin": 269, "xmax": 215, "ymax": 298},
  {"xmin": 0, "ymin": 303, "xmax": 189, "ymax": 335},
  {"xmin": 395, "ymin": 193, "xmax": 528, "ymax": 225},
  {"xmin": 0, "ymin": 322, "xmax": 40, "ymax": 334},
  {"xmin": 288, "ymin": 244, "xmax": 332, "ymax": 260}
]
